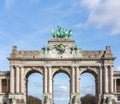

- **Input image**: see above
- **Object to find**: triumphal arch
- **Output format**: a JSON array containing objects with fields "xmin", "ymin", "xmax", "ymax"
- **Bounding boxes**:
[{"xmin": 0, "ymin": 26, "xmax": 120, "ymax": 104}]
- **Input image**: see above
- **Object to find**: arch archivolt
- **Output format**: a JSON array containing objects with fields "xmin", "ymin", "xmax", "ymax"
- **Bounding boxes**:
[
  {"xmin": 24, "ymin": 66, "xmax": 43, "ymax": 78},
  {"xmin": 52, "ymin": 66, "xmax": 71, "ymax": 78},
  {"xmin": 80, "ymin": 66, "xmax": 99, "ymax": 78}
]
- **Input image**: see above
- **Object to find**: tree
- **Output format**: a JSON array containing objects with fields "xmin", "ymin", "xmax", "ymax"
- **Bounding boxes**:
[
  {"xmin": 81, "ymin": 94, "xmax": 97, "ymax": 104},
  {"xmin": 27, "ymin": 96, "xmax": 42, "ymax": 104}
]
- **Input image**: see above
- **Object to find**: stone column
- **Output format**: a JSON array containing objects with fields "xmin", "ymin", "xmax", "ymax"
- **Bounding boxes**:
[
  {"xmin": 110, "ymin": 66, "xmax": 113, "ymax": 93},
  {"xmin": 16, "ymin": 66, "xmax": 20, "ymax": 93},
  {"xmin": 44, "ymin": 66, "xmax": 48, "ymax": 93},
  {"xmin": 0, "ymin": 78, "xmax": 1, "ymax": 93},
  {"xmin": 104, "ymin": 66, "xmax": 108, "ymax": 93},
  {"xmin": 71, "ymin": 66, "xmax": 75, "ymax": 93},
  {"xmin": 76, "ymin": 67, "xmax": 80, "ymax": 93},
  {"xmin": 48, "ymin": 67, "xmax": 52, "ymax": 93},
  {"xmin": 10, "ymin": 66, "xmax": 15, "ymax": 93},
  {"xmin": 99, "ymin": 66, "xmax": 102, "ymax": 94},
  {"xmin": 75, "ymin": 67, "xmax": 80, "ymax": 104},
  {"xmin": 21, "ymin": 66, "xmax": 25, "ymax": 93},
  {"xmin": 48, "ymin": 66, "xmax": 53, "ymax": 104}
]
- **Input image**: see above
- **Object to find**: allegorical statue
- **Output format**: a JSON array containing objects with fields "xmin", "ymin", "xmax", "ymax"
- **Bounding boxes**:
[{"xmin": 51, "ymin": 26, "xmax": 72, "ymax": 38}]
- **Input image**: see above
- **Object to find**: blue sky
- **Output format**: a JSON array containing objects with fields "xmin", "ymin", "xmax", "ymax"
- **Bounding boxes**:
[{"xmin": 0, "ymin": 0, "xmax": 120, "ymax": 103}]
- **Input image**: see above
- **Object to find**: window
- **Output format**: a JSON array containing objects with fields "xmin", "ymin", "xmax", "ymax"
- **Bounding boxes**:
[
  {"xmin": 117, "ymin": 79, "xmax": 120, "ymax": 93},
  {"xmin": 2, "ymin": 79, "xmax": 7, "ymax": 93},
  {"xmin": 117, "ymin": 95, "xmax": 120, "ymax": 101}
]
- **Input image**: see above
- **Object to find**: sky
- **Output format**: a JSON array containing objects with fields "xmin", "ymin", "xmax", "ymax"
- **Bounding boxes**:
[{"xmin": 0, "ymin": 0, "xmax": 120, "ymax": 103}]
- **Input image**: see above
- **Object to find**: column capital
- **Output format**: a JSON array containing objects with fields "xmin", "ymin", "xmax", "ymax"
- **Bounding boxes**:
[
  {"xmin": 98, "ymin": 65, "xmax": 103, "ymax": 69},
  {"xmin": 103, "ymin": 65, "xmax": 108, "ymax": 69},
  {"xmin": 10, "ymin": 65, "xmax": 14, "ymax": 68},
  {"xmin": 44, "ymin": 65, "xmax": 52, "ymax": 68},
  {"xmin": 109, "ymin": 65, "xmax": 114, "ymax": 69},
  {"xmin": 43, "ymin": 66, "xmax": 48, "ymax": 69},
  {"xmin": 19, "ymin": 65, "xmax": 24, "ymax": 68},
  {"xmin": 15, "ymin": 65, "xmax": 20, "ymax": 68},
  {"xmin": 71, "ymin": 65, "xmax": 79, "ymax": 68}
]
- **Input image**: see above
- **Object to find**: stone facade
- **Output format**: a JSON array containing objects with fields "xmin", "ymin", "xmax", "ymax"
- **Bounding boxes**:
[{"xmin": 0, "ymin": 38, "xmax": 120, "ymax": 104}]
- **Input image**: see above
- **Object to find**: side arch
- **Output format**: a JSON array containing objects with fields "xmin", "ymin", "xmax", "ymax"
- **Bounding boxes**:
[
  {"xmin": 24, "ymin": 66, "xmax": 43, "ymax": 104},
  {"xmin": 80, "ymin": 67, "xmax": 99, "ymax": 78},
  {"xmin": 80, "ymin": 67, "xmax": 99, "ymax": 99},
  {"xmin": 24, "ymin": 66, "xmax": 43, "ymax": 79}
]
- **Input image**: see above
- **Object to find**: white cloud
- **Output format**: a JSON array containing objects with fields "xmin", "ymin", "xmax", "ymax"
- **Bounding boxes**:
[
  {"xmin": 80, "ymin": 0, "xmax": 101, "ymax": 10},
  {"xmin": 76, "ymin": 0, "xmax": 120, "ymax": 35},
  {"xmin": 55, "ymin": 86, "xmax": 69, "ymax": 93},
  {"xmin": 117, "ymin": 66, "xmax": 120, "ymax": 71}
]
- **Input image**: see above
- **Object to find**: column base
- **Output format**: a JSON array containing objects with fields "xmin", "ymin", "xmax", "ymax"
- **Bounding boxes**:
[
  {"xmin": 8, "ymin": 93, "xmax": 25, "ymax": 104},
  {"xmin": 43, "ymin": 93, "xmax": 53, "ymax": 104},
  {"xmin": 100, "ymin": 93, "xmax": 115, "ymax": 104},
  {"xmin": 70, "ymin": 93, "xmax": 81, "ymax": 104}
]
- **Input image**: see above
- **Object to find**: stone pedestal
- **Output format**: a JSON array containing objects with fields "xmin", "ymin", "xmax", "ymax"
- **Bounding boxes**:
[{"xmin": 43, "ymin": 93, "xmax": 53, "ymax": 104}]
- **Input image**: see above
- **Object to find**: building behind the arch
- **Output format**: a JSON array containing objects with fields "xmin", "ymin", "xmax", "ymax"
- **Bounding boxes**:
[{"xmin": 0, "ymin": 27, "xmax": 120, "ymax": 104}]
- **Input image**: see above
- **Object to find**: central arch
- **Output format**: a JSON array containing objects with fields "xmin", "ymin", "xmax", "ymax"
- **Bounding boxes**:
[{"xmin": 52, "ymin": 67, "xmax": 71, "ymax": 104}]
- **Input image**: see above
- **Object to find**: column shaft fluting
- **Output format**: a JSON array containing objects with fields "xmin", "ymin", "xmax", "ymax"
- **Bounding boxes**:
[
  {"xmin": 104, "ymin": 66, "xmax": 108, "ymax": 93},
  {"xmin": 110, "ymin": 66, "xmax": 113, "ymax": 93},
  {"xmin": 16, "ymin": 66, "xmax": 20, "ymax": 93},
  {"xmin": 10, "ymin": 66, "xmax": 15, "ymax": 93},
  {"xmin": 99, "ymin": 66, "xmax": 102, "ymax": 94},
  {"xmin": 44, "ymin": 67, "xmax": 48, "ymax": 93},
  {"xmin": 71, "ymin": 67, "xmax": 75, "ymax": 93},
  {"xmin": 48, "ymin": 67, "xmax": 52, "ymax": 93},
  {"xmin": 21, "ymin": 67, "xmax": 24, "ymax": 93},
  {"xmin": 76, "ymin": 67, "xmax": 80, "ymax": 93}
]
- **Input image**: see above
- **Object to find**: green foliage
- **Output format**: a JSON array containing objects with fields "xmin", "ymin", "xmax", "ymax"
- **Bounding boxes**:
[
  {"xmin": 51, "ymin": 26, "xmax": 72, "ymax": 38},
  {"xmin": 81, "ymin": 94, "xmax": 97, "ymax": 104},
  {"xmin": 27, "ymin": 96, "xmax": 42, "ymax": 104}
]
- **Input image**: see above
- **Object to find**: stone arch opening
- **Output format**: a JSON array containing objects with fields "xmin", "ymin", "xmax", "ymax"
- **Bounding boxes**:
[
  {"xmin": 53, "ymin": 68, "xmax": 70, "ymax": 78},
  {"xmin": 53, "ymin": 70, "xmax": 70, "ymax": 104},
  {"xmin": 25, "ymin": 69, "xmax": 43, "ymax": 104},
  {"xmin": 80, "ymin": 68, "xmax": 98, "ymax": 103}
]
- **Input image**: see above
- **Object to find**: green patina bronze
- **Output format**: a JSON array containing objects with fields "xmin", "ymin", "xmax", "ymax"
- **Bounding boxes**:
[
  {"xmin": 106, "ymin": 96, "xmax": 112, "ymax": 102},
  {"xmin": 51, "ymin": 26, "xmax": 72, "ymax": 38},
  {"xmin": 71, "ymin": 44, "xmax": 78, "ymax": 54},
  {"xmin": 43, "ymin": 45, "xmax": 51, "ymax": 54},
  {"xmin": 9, "ymin": 96, "xmax": 16, "ymax": 104},
  {"xmin": 73, "ymin": 95, "xmax": 77, "ymax": 103},
  {"xmin": 54, "ymin": 43, "xmax": 67, "ymax": 55}
]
